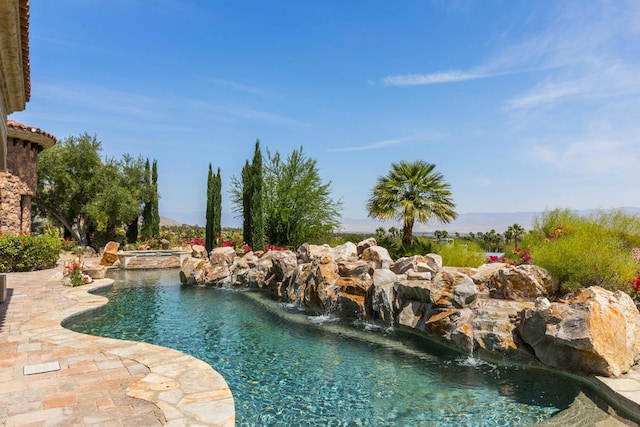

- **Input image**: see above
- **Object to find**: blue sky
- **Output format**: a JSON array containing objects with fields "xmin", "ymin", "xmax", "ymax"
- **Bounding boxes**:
[{"xmin": 10, "ymin": 0, "xmax": 640, "ymax": 229}]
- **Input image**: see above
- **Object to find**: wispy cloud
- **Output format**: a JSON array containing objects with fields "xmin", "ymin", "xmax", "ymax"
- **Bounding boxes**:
[
  {"xmin": 210, "ymin": 78, "xmax": 271, "ymax": 96},
  {"xmin": 383, "ymin": 0, "xmax": 640, "ymax": 111},
  {"xmin": 382, "ymin": 69, "xmax": 503, "ymax": 86},
  {"xmin": 329, "ymin": 136, "xmax": 417, "ymax": 152},
  {"xmin": 528, "ymin": 139, "xmax": 640, "ymax": 173}
]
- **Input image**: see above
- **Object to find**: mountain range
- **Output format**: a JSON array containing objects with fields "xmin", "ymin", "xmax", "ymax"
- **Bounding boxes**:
[{"xmin": 161, "ymin": 207, "xmax": 640, "ymax": 234}]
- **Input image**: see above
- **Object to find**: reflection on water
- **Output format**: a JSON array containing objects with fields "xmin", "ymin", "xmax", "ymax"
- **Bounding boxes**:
[{"xmin": 68, "ymin": 269, "xmax": 587, "ymax": 426}]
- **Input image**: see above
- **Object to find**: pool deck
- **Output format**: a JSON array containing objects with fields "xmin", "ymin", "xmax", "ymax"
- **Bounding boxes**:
[
  {"xmin": 0, "ymin": 262, "xmax": 234, "ymax": 427},
  {"xmin": 2, "ymin": 262, "xmax": 640, "ymax": 426}
]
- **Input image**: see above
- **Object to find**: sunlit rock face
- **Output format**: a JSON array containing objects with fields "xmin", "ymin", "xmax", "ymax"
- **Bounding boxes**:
[
  {"xmin": 178, "ymin": 238, "xmax": 640, "ymax": 377},
  {"xmin": 519, "ymin": 286, "xmax": 640, "ymax": 377}
]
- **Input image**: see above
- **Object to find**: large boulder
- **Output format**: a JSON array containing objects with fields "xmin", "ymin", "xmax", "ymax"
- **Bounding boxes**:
[
  {"xmin": 472, "ymin": 299, "xmax": 535, "ymax": 361},
  {"xmin": 362, "ymin": 246, "xmax": 393, "ymax": 270},
  {"xmin": 357, "ymin": 237, "xmax": 377, "ymax": 257},
  {"xmin": 338, "ymin": 260, "xmax": 371, "ymax": 278},
  {"xmin": 201, "ymin": 264, "xmax": 233, "ymax": 286},
  {"xmin": 487, "ymin": 264, "xmax": 557, "ymax": 301},
  {"xmin": 518, "ymin": 286, "xmax": 640, "ymax": 376},
  {"xmin": 297, "ymin": 243, "xmax": 334, "ymax": 264},
  {"xmin": 391, "ymin": 255, "xmax": 437, "ymax": 276},
  {"xmin": 367, "ymin": 269, "xmax": 397, "ymax": 323},
  {"xmin": 331, "ymin": 242, "xmax": 358, "ymax": 262},
  {"xmin": 395, "ymin": 280, "xmax": 431, "ymax": 303},
  {"xmin": 280, "ymin": 263, "xmax": 313, "ymax": 301},
  {"xmin": 179, "ymin": 256, "xmax": 209, "ymax": 285},
  {"xmin": 99, "ymin": 241, "xmax": 120, "ymax": 266},
  {"xmin": 303, "ymin": 260, "xmax": 340, "ymax": 308},
  {"xmin": 270, "ymin": 250, "xmax": 298, "ymax": 281},
  {"xmin": 191, "ymin": 244, "xmax": 208, "ymax": 259},
  {"xmin": 430, "ymin": 270, "xmax": 478, "ymax": 308},
  {"xmin": 424, "ymin": 253, "xmax": 443, "ymax": 274},
  {"xmin": 209, "ymin": 246, "xmax": 236, "ymax": 266}
]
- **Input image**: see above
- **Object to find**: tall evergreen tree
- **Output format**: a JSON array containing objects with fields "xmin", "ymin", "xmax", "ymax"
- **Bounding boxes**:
[
  {"xmin": 151, "ymin": 160, "xmax": 160, "ymax": 236},
  {"xmin": 205, "ymin": 164, "xmax": 214, "ymax": 252},
  {"xmin": 249, "ymin": 141, "xmax": 265, "ymax": 251},
  {"xmin": 141, "ymin": 159, "xmax": 153, "ymax": 239},
  {"xmin": 241, "ymin": 160, "xmax": 252, "ymax": 246},
  {"xmin": 214, "ymin": 167, "xmax": 222, "ymax": 240}
]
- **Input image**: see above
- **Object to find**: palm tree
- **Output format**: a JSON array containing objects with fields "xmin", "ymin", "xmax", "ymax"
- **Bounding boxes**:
[
  {"xmin": 367, "ymin": 160, "xmax": 457, "ymax": 245},
  {"xmin": 507, "ymin": 223, "xmax": 526, "ymax": 248}
]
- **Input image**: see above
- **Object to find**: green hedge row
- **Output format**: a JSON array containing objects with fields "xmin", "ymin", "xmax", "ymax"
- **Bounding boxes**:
[{"xmin": 0, "ymin": 234, "xmax": 62, "ymax": 272}]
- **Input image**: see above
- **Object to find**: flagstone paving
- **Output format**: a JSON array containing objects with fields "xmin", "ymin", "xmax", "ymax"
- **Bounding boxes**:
[{"xmin": 0, "ymin": 263, "xmax": 234, "ymax": 426}]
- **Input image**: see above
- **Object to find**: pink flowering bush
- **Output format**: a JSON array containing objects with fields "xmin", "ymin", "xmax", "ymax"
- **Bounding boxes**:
[{"xmin": 486, "ymin": 247, "xmax": 532, "ymax": 266}]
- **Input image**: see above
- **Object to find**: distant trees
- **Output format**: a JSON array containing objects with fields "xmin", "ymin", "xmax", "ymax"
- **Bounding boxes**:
[
  {"xmin": 506, "ymin": 223, "xmax": 526, "ymax": 248},
  {"xmin": 367, "ymin": 160, "xmax": 457, "ymax": 245},
  {"xmin": 36, "ymin": 133, "xmax": 151, "ymax": 247},
  {"xmin": 232, "ymin": 145, "xmax": 341, "ymax": 248},
  {"xmin": 205, "ymin": 164, "xmax": 222, "ymax": 252}
]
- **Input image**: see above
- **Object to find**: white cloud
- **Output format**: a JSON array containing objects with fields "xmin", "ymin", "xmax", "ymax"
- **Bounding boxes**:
[
  {"xmin": 529, "ymin": 139, "xmax": 639, "ymax": 173},
  {"xmin": 382, "ymin": 69, "xmax": 503, "ymax": 87}
]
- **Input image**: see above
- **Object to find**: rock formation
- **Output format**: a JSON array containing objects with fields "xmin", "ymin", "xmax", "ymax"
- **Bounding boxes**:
[{"xmin": 179, "ymin": 239, "xmax": 640, "ymax": 377}]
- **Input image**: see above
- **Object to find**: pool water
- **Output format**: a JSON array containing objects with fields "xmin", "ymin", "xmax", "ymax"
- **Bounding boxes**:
[{"xmin": 67, "ymin": 269, "xmax": 586, "ymax": 426}]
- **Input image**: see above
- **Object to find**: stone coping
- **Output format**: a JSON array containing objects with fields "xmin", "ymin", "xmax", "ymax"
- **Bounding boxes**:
[{"xmin": 19, "ymin": 277, "xmax": 235, "ymax": 426}]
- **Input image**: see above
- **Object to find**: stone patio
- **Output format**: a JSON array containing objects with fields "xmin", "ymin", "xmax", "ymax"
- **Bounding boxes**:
[{"xmin": 0, "ymin": 262, "xmax": 234, "ymax": 426}]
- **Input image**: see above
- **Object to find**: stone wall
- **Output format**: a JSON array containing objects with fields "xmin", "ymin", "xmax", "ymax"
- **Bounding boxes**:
[
  {"xmin": 0, "ymin": 135, "xmax": 41, "ymax": 234},
  {"xmin": 0, "ymin": 170, "xmax": 32, "ymax": 233},
  {"xmin": 6, "ymin": 136, "xmax": 38, "ymax": 192}
]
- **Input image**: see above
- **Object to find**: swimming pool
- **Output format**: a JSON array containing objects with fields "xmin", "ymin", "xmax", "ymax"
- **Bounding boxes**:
[{"xmin": 67, "ymin": 269, "xmax": 589, "ymax": 426}]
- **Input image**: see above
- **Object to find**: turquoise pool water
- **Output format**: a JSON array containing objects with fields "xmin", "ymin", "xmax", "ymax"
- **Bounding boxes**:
[{"xmin": 67, "ymin": 269, "xmax": 587, "ymax": 426}]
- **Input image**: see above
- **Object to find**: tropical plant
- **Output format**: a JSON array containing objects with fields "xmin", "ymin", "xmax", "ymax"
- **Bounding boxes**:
[
  {"xmin": 367, "ymin": 160, "xmax": 457, "ymax": 245},
  {"xmin": 505, "ymin": 223, "xmax": 526, "ymax": 249}
]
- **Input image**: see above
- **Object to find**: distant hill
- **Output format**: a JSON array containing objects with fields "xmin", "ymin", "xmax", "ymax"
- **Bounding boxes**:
[
  {"xmin": 161, "ymin": 207, "xmax": 640, "ymax": 234},
  {"xmin": 340, "ymin": 207, "xmax": 640, "ymax": 234},
  {"xmin": 159, "ymin": 216, "xmax": 188, "ymax": 227}
]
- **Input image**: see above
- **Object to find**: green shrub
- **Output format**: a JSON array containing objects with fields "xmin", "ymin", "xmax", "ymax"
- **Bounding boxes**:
[
  {"xmin": 0, "ymin": 234, "xmax": 62, "ymax": 272},
  {"xmin": 524, "ymin": 209, "xmax": 640, "ymax": 294},
  {"xmin": 437, "ymin": 240, "xmax": 485, "ymax": 268}
]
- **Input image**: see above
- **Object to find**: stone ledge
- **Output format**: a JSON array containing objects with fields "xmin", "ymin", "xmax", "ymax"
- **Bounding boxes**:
[{"xmin": 20, "ymin": 278, "xmax": 235, "ymax": 426}]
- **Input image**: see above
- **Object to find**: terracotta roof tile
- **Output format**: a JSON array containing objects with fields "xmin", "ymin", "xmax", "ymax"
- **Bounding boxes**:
[
  {"xmin": 20, "ymin": 0, "xmax": 31, "ymax": 102},
  {"xmin": 7, "ymin": 119, "xmax": 57, "ymax": 144}
]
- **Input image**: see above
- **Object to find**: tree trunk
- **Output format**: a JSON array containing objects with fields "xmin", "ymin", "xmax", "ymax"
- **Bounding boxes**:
[{"xmin": 402, "ymin": 217, "xmax": 414, "ymax": 245}]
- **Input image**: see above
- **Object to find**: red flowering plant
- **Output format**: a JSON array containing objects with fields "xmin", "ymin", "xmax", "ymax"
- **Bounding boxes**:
[
  {"xmin": 63, "ymin": 257, "xmax": 92, "ymax": 286},
  {"xmin": 486, "ymin": 247, "xmax": 532, "ymax": 266}
]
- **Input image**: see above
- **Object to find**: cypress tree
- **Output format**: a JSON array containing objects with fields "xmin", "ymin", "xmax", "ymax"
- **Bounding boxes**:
[
  {"xmin": 141, "ymin": 159, "xmax": 153, "ymax": 239},
  {"xmin": 241, "ymin": 160, "xmax": 252, "ymax": 247},
  {"xmin": 214, "ymin": 167, "xmax": 222, "ymax": 239},
  {"xmin": 151, "ymin": 160, "xmax": 160, "ymax": 236},
  {"xmin": 249, "ymin": 140, "xmax": 265, "ymax": 251},
  {"xmin": 205, "ymin": 163, "xmax": 214, "ymax": 252}
]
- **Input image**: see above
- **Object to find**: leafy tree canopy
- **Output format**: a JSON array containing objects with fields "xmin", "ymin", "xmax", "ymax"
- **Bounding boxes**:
[
  {"xmin": 367, "ymin": 160, "xmax": 457, "ymax": 244},
  {"xmin": 232, "ymin": 145, "xmax": 342, "ymax": 248},
  {"xmin": 36, "ymin": 133, "xmax": 148, "ymax": 247}
]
